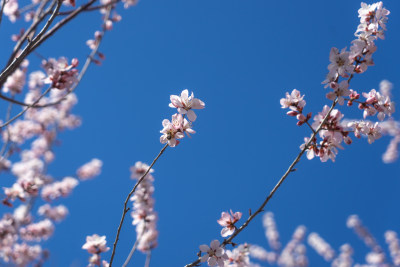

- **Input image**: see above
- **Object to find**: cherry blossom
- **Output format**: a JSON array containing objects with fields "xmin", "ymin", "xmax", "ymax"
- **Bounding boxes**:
[
  {"xmin": 38, "ymin": 204, "xmax": 68, "ymax": 222},
  {"xmin": 42, "ymin": 57, "xmax": 79, "ymax": 90},
  {"xmin": 77, "ymin": 159, "xmax": 103, "ymax": 180},
  {"xmin": 3, "ymin": 68, "xmax": 26, "ymax": 95},
  {"xmin": 308, "ymin": 233, "xmax": 335, "ymax": 261},
  {"xmin": 326, "ymin": 80, "xmax": 351, "ymax": 105},
  {"xmin": 130, "ymin": 161, "xmax": 158, "ymax": 252},
  {"xmin": 200, "ymin": 240, "xmax": 228, "ymax": 267},
  {"xmin": 328, "ymin": 47, "xmax": 353, "ymax": 78},
  {"xmin": 82, "ymin": 234, "xmax": 110, "ymax": 254},
  {"xmin": 130, "ymin": 161, "xmax": 154, "ymax": 180},
  {"xmin": 3, "ymin": 0, "xmax": 19, "ymax": 22},
  {"xmin": 217, "ymin": 210, "xmax": 242, "ymax": 237},
  {"xmin": 169, "ymin": 89, "xmax": 205, "ymax": 122}
]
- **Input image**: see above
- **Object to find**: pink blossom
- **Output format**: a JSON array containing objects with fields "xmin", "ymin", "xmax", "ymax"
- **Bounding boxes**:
[
  {"xmin": 262, "ymin": 212, "xmax": 281, "ymax": 251},
  {"xmin": 9, "ymin": 243, "xmax": 42, "ymax": 266},
  {"xmin": 3, "ymin": 68, "xmax": 26, "ymax": 95},
  {"xmin": 226, "ymin": 244, "xmax": 251, "ymax": 266},
  {"xmin": 42, "ymin": 57, "xmax": 79, "ymax": 90},
  {"xmin": 130, "ymin": 161, "xmax": 158, "ymax": 252},
  {"xmin": 3, "ymin": 0, "xmax": 19, "ymax": 22},
  {"xmin": 82, "ymin": 234, "xmax": 110, "ymax": 254},
  {"xmin": 41, "ymin": 177, "xmax": 79, "ymax": 201},
  {"xmin": 217, "ymin": 210, "xmax": 242, "ymax": 237},
  {"xmin": 20, "ymin": 219, "xmax": 54, "ymax": 241},
  {"xmin": 200, "ymin": 240, "xmax": 228, "ymax": 267},
  {"xmin": 326, "ymin": 81, "xmax": 351, "ymax": 105},
  {"xmin": 308, "ymin": 233, "xmax": 335, "ymax": 261},
  {"xmin": 130, "ymin": 161, "xmax": 154, "ymax": 180},
  {"xmin": 122, "ymin": 0, "xmax": 138, "ymax": 9},
  {"xmin": 160, "ymin": 114, "xmax": 188, "ymax": 147},
  {"xmin": 362, "ymin": 121, "xmax": 382, "ymax": 144},
  {"xmin": 280, "ymin": 89, "xmax": 306, "ymax": 111},
  {"xmin": 169, "ymin": 89, "xmax": 205, "ymax": 121},
  {"xmin": 77, "ymin": 159, "xmax": 103, "ymax": 180},
  {"xmin": 328, "ymin": 47, "xmax": 353, "ymax": 78},
  {"xmin": 38, "ymin": 204, "xmax": 68, "ymax": 222}
]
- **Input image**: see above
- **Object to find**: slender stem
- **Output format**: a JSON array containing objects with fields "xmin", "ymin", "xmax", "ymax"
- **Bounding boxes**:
[
  {"xmin": 305, "ymin": 121, "xmax": 316, "ymax": 134},
  {"xmin": 0, "ymin": 86, "xmax": 52, "ymax": 129},
  {"xmin": 144, "ymin": 250, "xmax": 152, "ymax": 267},
  {"xmin": 0, "ymin": 0, "xmax": 7, "ymax": 29},
  {"xmin": 184, "ymin": 98, "xmax": 339, "ymax": 267},
  {"xmin": 8, "ymin": 0, "xmax": 51, "ymax": 65},
  {"xmin": 29, "ymin": 0, "xmax": 97, "ymax": 51},
  {"xmin": 122, "ymin": 236, "xmax": 141, "ymax": 267},
  {"xmin": 109, "ymin": 144, "xmax": 169, "ymax": 266},
  {"xmin": 0, "ymin": 100, "xmax": 14, "ymax": 156},
  {"xmin": 0, "ymin": 0, "xmax": 98, "ymax": 108},
  {"xmin": 39, "ymin": 4, "xmax": 112, "ymax": 108},
  {"xmin": 58, "ymin": 0, "xmax": 119, "ymax": 15}
]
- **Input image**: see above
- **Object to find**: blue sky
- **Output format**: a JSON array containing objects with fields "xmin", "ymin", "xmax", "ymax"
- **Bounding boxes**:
[{"xmin": 1, "ymin": 0, "xmax": 400, "ymax": 266}]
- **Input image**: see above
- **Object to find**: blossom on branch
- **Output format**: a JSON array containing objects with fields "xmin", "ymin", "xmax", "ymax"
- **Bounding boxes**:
[
  {"xmin": 169, "ymin": 89, "xmax": 205, "ymax": 122},
  {"xmin": 217, "ymin": 210, "xmax": 242, "ymax": 237},
  {"xmin": 200, "ymin": 240, "xmax": 228, "ymax": 267},
  {"xmin": 42, "ymin": 57, "xmax": 79, "ymax": 90}
]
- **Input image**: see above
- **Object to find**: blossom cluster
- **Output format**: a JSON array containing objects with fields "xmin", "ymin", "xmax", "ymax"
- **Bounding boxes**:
[
  {"xmin": 280, "ymin": 2, "xmax": 394, "ymax": 163},
  {"xmin": 42, "ymin": 57, "xmax": 79, "ymax": 90},
  {"xmin": 0, "ymin": 62, "xmax": 102, "ymax": 265},
  {"xmin": 82, "ymin": 234, "xmax": 110, "ymax": 267},
  {"xmin": 160, "ymin": 89, "xmax": 205, "ymax": 147},
  {"xmin": 130, "ymin": 161, "xmax": 158, "ymax": 252},
  {"xmin": 0, "ymin": 0, "xmax": 137, "ymax": 265}
]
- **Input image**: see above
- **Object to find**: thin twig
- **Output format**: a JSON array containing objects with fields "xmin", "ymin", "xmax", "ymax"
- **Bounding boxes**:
[
  {"xmin": 184, "ymin": 98, "xmax": 339, "ymax": 267},
  {"xmin": 18, "ymin": 2, "xmax": 39, "ymax": 14},
  {"xmin": 109, "ymin": 144, "xmax": 169, "ymax": 267},
  {"xmin": 0, "ymin": 0, "xmax": 98, "ymax": 108},
  {"xmin": 122, "ymin": 235, "xmax": 142, "ymax": 267},
  {"xmin": 0, "ymin": 0, "xmax": 7, "ymax": 29},
  {"xmin": 0, "ymin": 0, "xmax": 62, "ymax": 86},
  {"xmin": 305, "ymin": 121, "xmax": 316, "ymax": 134},
  {"xmin": 58, "ymin": 0, "xmax": 119, "ymax": 15},
  {"xmin": 0, "ymin": 100, "xmax": 14, "ymax": 156},
  {"xmin": 144, "ymin": 250, "xmax": 152, "ymax": 267},
  {"xmin": 8, "ymin": 0, "xmax": 52, "ymax": 65},
  {"xmin": 29, "ymin": 0, "xmax": 97, "ymax": 51},
  {"xmin": 0, "ymin": 86, "xmax": 52, "ymax": 129},
  {"xmin": 39, "ymin": 3, "xmax": 112, "ymax": 108}
]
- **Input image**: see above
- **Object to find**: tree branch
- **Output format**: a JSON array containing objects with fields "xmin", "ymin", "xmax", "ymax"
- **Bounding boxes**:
[
  {"xmin": 109, "ymin": 144, "xmax": 169, "ymax": 266},
  {"xmin": 0, "ymin": 86, "xmax": 52, "ymax": 129},
  {"xmin": 184, "ymin": 98, "xmax": 339, "ymax": 267}
]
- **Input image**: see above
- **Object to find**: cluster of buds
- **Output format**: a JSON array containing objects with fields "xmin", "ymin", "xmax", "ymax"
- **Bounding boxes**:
[
  {"xmin": 160, "ymin": 89, "xmax": 205, "ymax": 147},
  {"xmin": 42, "ymin": 57, "xmax": 79, "ymax": 90},
  {"xmin": 130, "ymin": 161, "xmax": 158, "ymax": 252},
  {"xmin": 82, "ymin": 234, "xmax": 110, "ymax": 267},
  {"xmin": 86, "ymin": 31, "xmax": 106, "ymax": 65}
]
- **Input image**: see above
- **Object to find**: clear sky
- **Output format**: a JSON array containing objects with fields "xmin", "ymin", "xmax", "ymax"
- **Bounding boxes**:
[{"xmin": 1, "ymin": 0, "xmax": 400, "ymax": 266}]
